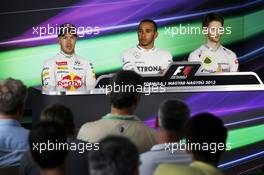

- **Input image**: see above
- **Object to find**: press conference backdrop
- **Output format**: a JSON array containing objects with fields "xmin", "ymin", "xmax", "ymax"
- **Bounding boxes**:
[
  {"xmin": 0, "ymin": 0, "xmax": 264, "ymax": 86},
  {"xmin": 0, "ymin": 0, "xmax": 264, "ymax": 171}
]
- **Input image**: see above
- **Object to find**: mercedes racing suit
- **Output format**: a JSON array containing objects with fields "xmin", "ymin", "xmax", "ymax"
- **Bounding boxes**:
[
  {"xmin": 188, "ymin": 44, "xmax": 239, "ymax": 73},
  {"xmin": 42, "ymin": 51, "xmax": 96, "ymax": 91},
  {"xmin": 121, "ymin": 45, "xmax": 173, "ymax": 75}
]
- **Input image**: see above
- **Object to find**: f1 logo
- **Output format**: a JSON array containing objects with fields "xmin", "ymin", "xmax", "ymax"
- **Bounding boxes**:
[
  {"xmin": 183, "ymin": 66, "xmax": 193, "ymax": 76},
  {"xmin": 173, "ymin": 66, "xmax": 185, "ymax": 75},
  {"xmin": 171, "ymin": 66, "xmax": 193, "ymax": 79}
]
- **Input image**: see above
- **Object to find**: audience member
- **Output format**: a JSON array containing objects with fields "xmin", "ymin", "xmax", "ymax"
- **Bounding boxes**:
[
  {"xmin": 0, "ymin": 78, "xmax": 29, "ymax": 167},
  {"xmin": 28, "ymin": 121, "xmax": 68, "ymax": 175},
  {"xmin": 140, "ymin": 99, "xmax": 192, "ymax": 175},
  {"xmin": 89, "ymin": 136, "xmax": 140, "ymax": 175},
  {"xmin": 77, "ymin": 70, "xmax": 157, "ymax": 153},
  {"xmin": 155, "ymin": 113, "xmax": 227, "ymax": 175},
  {"xmin": 20, "ymin": 104, "xmax": 90, "ymax": 175}
]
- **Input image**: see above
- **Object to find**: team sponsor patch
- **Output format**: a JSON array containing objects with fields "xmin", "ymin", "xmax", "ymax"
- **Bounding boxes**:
[
  {"xmin": 56, "ymin": 61, "xmax": 68, "ymax": 66},
  {"xmin": 133, "ymin": 51, "xmax": 141, "ymax": 59},
  {"xmin": 57, "ymin": 73, "xmax": 83, "ymax": 91},
  {"xmin": 137, "ymin": 66, "xmax": 162, "ymax": 72},
  {"xmin": 217, "ymin": 63, "xmax": 230, "ymax": 72},
  {"xmin": 73, "ymin": 67, "xmax": 83, "ymax": 70},
  {"xmin": 201, "ymin": 69, "xmax": 216, "ymax": 73},
  {"xmin": 74, "ymin": 60, "xmax": 81, "ymax": 66},
  {"xmin": 57, "ymin": 66, "xmax": 68, "ymax": 70},
  {"xmin": 57, "ymin": 71, "xmax": 70, "ymax": 74},
  {"xmin": 42, "ymin": 71, "xmax": 49, "ymax": 77},
  {"xmin": 202, "ymin": 56, "xmax": 212, "ymax": 66}
]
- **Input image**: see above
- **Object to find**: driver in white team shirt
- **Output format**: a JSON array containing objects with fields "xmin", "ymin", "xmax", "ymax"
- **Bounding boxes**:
[
  {"xmin": 188, "ymin": 13, "xmax": 239, "ymax": 73},
  {"xmin": 121, "ymin": 19, "xmax": 173, "ymax": 75}
]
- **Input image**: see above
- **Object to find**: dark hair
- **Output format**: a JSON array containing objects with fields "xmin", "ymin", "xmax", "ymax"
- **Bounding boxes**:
[
  {"xmin": 89, "ymin": 136, "xmax": 139, "ymax": 175},
  {"xmin": 139, "ymin": 19, "xmax": 158, "ymax": 31},
  {"xmin": 110, "ymin": 70, "xmax": 142, "ymax": 109},
  {"xmin": 29, "ymin": 121, "xmax": 68, "ymax": 169},
  {"xmin": 159, "ymin": 99, "xmax": 190, "ymax": 133},
  {"xmin": 58, "ymin": 23, "xmax": 78, "ymax": 37},
  {"xmin": 0, "ymin": 78, "xmax": 27, "ymax": 115},
  {"xmin": 40, "ymin": 104, "xmax": 75, "ymax": 135},
  {"xmin": 202, "ymin": 13, "xmax": 224, "ymax": 28},
  {"xmin": 184, "ymin": 113, "xmax": 227, "ymax": 165}
]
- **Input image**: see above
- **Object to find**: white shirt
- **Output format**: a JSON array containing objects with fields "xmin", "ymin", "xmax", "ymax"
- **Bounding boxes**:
[
  {"xmin": 188, "ymin": 45, "xmax": 239, "ymax": 73},
  {"xmin": 121, "ymin": 45, "xmax": 173, "ymax": 75},
  {"xmin": 140, "ymin": 143, "xmax": 192, "ymax": 175},
  {"xmin": 42, "ymin": 51, "xmax": 96, "ymax": 91}
]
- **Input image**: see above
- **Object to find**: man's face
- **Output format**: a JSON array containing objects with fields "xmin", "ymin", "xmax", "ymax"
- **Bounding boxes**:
[
  {"xmin": 58, "ymin": 33, "xmax": 77, "ymax": 55},
  {"xmin": 206, "ymin": 21, "xmax": 223, "ymax": 43},
  {"xmin": 138, "ymin": 22, "xmax": 158, "ymax": 49}
]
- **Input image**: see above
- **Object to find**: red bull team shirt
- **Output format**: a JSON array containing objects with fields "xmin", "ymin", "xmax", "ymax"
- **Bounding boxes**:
[{"xmin": 42, "ymin": 51, "xmax": 96, "ymax": 91}]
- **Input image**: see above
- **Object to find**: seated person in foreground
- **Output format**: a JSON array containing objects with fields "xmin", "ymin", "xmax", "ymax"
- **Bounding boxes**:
[
  {"xmin": 88, "ymin": 136, "xmax": 140, "ymax": 175},
  {"xmin": 20, "ymin": 104, "xmax": 90, "ymax": 175},
  {"xmin": 139, "ymin": 99, "xmax": 192, "ymax": 175},
  {"xmin": 28, "ymin": 121, "xmax": 68, "ymax": 175},
  {"xmin": 0, "ymin": 78, "xmax": 29, "ymax": 167},
  {"xmin": 188, "ymin": 13, "xmax": 239, "ymax": 73},
  {"xmin": 77, "ymin": 70, "xmax": 157, "ymax": 153},
  {"xmin": 155, "ymin": 113, "xmax": 227, "ymax": 175}
]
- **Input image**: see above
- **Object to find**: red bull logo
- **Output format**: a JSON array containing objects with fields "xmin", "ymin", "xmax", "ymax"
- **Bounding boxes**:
[{"xmin": 58, "ymin": 73, "xmax": 83, "ymax": 90}]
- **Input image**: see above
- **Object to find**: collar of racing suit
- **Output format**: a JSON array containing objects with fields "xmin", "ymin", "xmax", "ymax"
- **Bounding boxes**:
[
  {"xmin": 60, "ymin": 50, "xmax": 76, "ymax": 58},
  {"xmin": 136, "ymin": 45, "xmax": 156, "ymax": 52},
  {"xmin": 204, "ymin": 44, "xmax": 222, "ymax": 52}
]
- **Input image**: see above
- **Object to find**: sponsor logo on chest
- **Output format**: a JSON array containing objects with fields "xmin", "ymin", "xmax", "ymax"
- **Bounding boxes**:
[
  {"xmin": 137, "ymin": 66, "xmax": 162, "ymax": 72},
  {"xmin": 56, "ymin": 61, "xmax": 68, "ymax": 66},
  {"xmin": 57, "ymin": 73, "xmax": 83, "ymax": 90}
]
